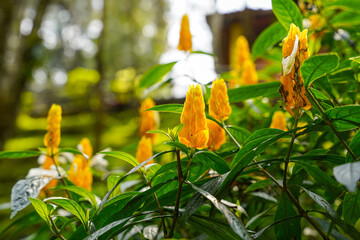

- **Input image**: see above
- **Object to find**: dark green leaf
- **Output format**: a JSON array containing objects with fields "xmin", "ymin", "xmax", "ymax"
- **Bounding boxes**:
[
  {"xmin": 227, "ymin": 125, "xmax": 252, "ymax": 146},
  {"xmin": 326, "ymin": 105, "xmax": 360, "ymax": 131},
  {"xmin": 55, "ymin": 186, "xmax": 97, "ymax": 208},
  {"xmin": 343, "ymin": 191, "xmax": 360, "ymax": 225},
  {"xmin": 274, "ymin": 192, "xmax": 301, "ymax": 240},
  {"xmin": 46, "ymin": 198, "xmax": 87, "ymax": 229},
  {"xmin": 330, "ymin": 11, "xmax": 360, "ymax": 27},
  {"xmin": 138, "ymin": 62, "xmax": 177, "ymax": 88},
  {"xmin": 251, "ymin": 22, "xmax": 287, "ymax": 59},
  {"xmin": 312, "ymin": 217, "xmax": 352, "ymax": 240},
  {"xmin": 100, "ymin": 151, "xmax": 139, "ymax": 167},
  {"xmin": 228, "ymin": 82, "xmax": 280, "ymax": 103},
  {"xmin": 272, "ymin": 0, "xmax": 303, "ymax": 30},
  {"xmin": 333, "ymin": 161, "xmax": 360, "ymax": 192},
  {"xmin": 193, "ymin": 151, "xmax": 230, "ymax": 174},
  {"xmin": 0, "ymin": 150, "xmax": 41, "ymax": 159},
  {"xmin": 28, "ymin": 197, "xmax": 52, "ymax": 227},
  {"xmin": 244, "ymin": 179, "xmax": 273, "ymax": 193},
  {"xmin": 164, "ymin": 141, "xmax": 189, "ymax": 156},
  {"xmin": 186, "ymin": 180, "xmax": 253, "ymax": 240},
  {"xmin": 346, "ymin": 130, "xmax": 360, "ymax": 162},
  {"xmin": 301, "ymin": 53, "xmax": 339, "ymax": 87}
]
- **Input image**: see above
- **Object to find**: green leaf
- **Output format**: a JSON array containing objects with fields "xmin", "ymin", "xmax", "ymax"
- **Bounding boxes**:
[
  {"xmin": 186, "ymin": 180, "xmax": 253, "ymax": 240},
  {"xmin": 138, "ymin": 62, "xmax": 177, "ymax": 88},
  {"xmin": 106, "ymin": 174, "xmax": 122, "ymax": 198},
  {"xmin": 272, "ymin": 0, "xmax": 303, "ymax": 30},
  {"xmin": 325, "ymin": 0, "xmax": 360, "ymax": 13},
  {"xmin": 0, "ymin": 150, "xmax": 41, "ymax": 159},
  {"xmin": 294, "ymin": 161, "xmax": 343, "ymax": 196},
  {"xmin": 188, "ymin": 215, "xmax": 239, "ymax": 240},
  {"xmin": 350, "ymin": 56, "xmax": 360, "ymax": 64},
  {"xmin": 326, "ymin": 105, "xmax": 360, "ymax": 131},
  {"xmin": 147, "ymin": 103, "xmax": 183, "ymax": 113},
  {"xmin": 164, "ymin": 141, "xmax": 189, "ymax": 156},
  {"xmin": 58, "ymin": 148, "xmax": 83, "ymax": 155},
  {"xmin": 46, "ymin": 197, "xmax": 87, "ymax": 229},
  {"xmin": 333, "ymin": 161, "xmax": 360, "ymax": 192},
  {"xmin": 55, "ymin": 186, "xmax": 97, "ymax": 208},
  {"xmin": 28, "ymin": 197, "xmax": 52, "ymax": 228},
  {"xmin": 228, "ymin": 82, "xmax": 280, "ymax": 103},
  {"xmin": 244, "ymin": 179, "xmax": 273, "ymax": 193},
  {"xmin": 343, "ymin": 191, "xmax": 360, "ymax": 225},
  {"xmin": 312, "ymin": 217, "xmax": 353, "ymax": 240},
  {"xmin": 100, "ymin": 151, "xmax": 139, "ymax": 167},
  {"xmin": 251, "ymin": 22, "xmax": 287, "ymax": 59},
  {"xmin": 190, "ymin": 50, "xmax": 214, "ymax": 56},
  {"xmin": 146, "ymin": 129, "xmax": 171, "ymax": 139},
  {"xmin": 183, "ymin": 174, "xmax": 229, "ymax": 222},
  {"xmin": 226, "ymin": 126, "xmax": 252, "ymax": 146},
  {"xmin": 301, "ymin": 53, "xmax": 339, "ymax": 87},
  {"xmin": 274, "ymin": 192, "xmax": 301, "ymax": 240},
  {"xmin": 300, "ymin": 187, "xmax": 338, "ymax": 220},
  {"xmin": 346, "ymin": 130, "xmax": 360, "ymax": 162},
  {"xmin": 330, "ymin": 12, "xmax": 360, "ymax": 27},
  {"xmin": 193, "ymin": 151, "xmax": 230, "ymax": 174}
]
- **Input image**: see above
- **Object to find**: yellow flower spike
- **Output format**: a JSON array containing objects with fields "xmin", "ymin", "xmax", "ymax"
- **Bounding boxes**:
[
  {"xmin": 235, "ymin": 35, "xmax": 251, "ymax": 71},
  {"xmin": 309, "ymin": 14, "xmax": 325, "ymax": 31},
  {"xmin": 206, "ymin": 119, "xmax": 226, "ymax": 151},
  {"xmin": 241, "ymin": 59, "xmax": 258, "ymax": 85},
  {"xmin": 270, "ymin": 111, "xmax": 288, "ymax": 131},
  {"xmin": 209, "ymin": 79, "xmax": 232, "ymax": 121},
  {"xmin": 179, "ymin": 85, "xmax": 209, "ymax": 149},
  {"xmin": 68, "ymin": 138, "xmax": 93, "ymax": 191},
  {"xmin": 139, "ymin": 98, "xmax": 159, "ymax": 142},
  {"xmin": 279, "ymin": 23, "xmax": 311, "ymax": 117},
  {"xmin": 177, "ymin": 14, "xmax": 192, "ymax": 52},
  {"xmin": 44, "ymin": 104, "xmax": 62, "ymax": 149},
  {"xmin": 136, "ymin": 136, "xmax": 153, "ymax": 164}
]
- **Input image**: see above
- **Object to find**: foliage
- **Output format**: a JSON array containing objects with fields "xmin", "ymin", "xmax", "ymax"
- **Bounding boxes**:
[{"xmin": 1, "ymin": 1, "xmax": 360, "ymax": 239}]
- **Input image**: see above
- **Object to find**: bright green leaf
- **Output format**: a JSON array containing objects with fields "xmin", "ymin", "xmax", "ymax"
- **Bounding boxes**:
[
  {"xmin": 28, "ymin": 197, "xmax": 52, "ymax": 228},
  {"xmin": 228, "ymin": 82, "xmax": 280, "ymax": 103},
  {"xmin": 193, "ymin": 151, "xmax": 230, "ymax": 174},
  {"xmin": 272, "ymin": 0, "xmax": 303, "ymax": 30},
  {"xmin": 56, "ymin": 186, "xmax": 97, "ymax": 208},
  {"xmin": 0, "ymin": 151, "xmax": 41, "ymax": 159},
  {"xmin": 326, "ymin": 105, "xmax": 360, "ymax": 131},
  {"xmin": 100, "ymin": 151, "xmax": 139, "ymax": 167},
  {"xmin": 138, "ymin": 62, "xmax": 177, "ymax": 88}
]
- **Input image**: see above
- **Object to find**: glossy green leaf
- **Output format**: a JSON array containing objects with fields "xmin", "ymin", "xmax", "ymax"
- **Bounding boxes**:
[
  {"xmin": 58, "ymin": 148, "xmax": 83, "ymax": 155},
  {"xmin": 343, "ymin": 191, "xmax": 360, "ymax": 225},
  {"xmin": 226, "ymin": 125, "xmax": 252, "ymax": 146},
  {"xmin": 191, "ymin": 50, "xmax": 214, "ymax": 56},
  {"xmin": 251, "ymin": 22, "xmax": 287, "ymax": 59},
  {"xmin": 274, "ymin": 192, "xmax": 301, "ymax": 240},
  {"xmin": 186, "ymin": 180, "xmax": 252, "ymax": 240},
  {"xmin": 56, "ymin": 186, "xmax": 97, "ymax": 208},
  {"xmin": 0, "ymin": 151, "xmax": 41, "ymax": 159},
  {"xmin": 346, "ymin": 130, "xmax": 360, "ymax": 162},
  {"xmin": 350, "ymin": 56, "xmax": 360, "ymax": 64},
  {"xmin": 272, "ymin": 0, "xmax": 303, "ymax": 30},
  {"xmin": 193, "ymin": 151, "xmax": 229, "ymax": 174},
  {"xmin": 100, "ymin": 151, "xmax": 139, "ymax": 167},
  {"xmin": 28, "ymin": 197, "xmax": 52, "ymax": 228},
  {"xmin": 138, "ymin": 61, "xmax": 177, "ymax": 88},
  {"xmin": 244, "ymin": 179, "xmax": 273, "ymax": 193},
  {"xmin": 164, "ymin": 141, "xmax": 189, "ymax": 156},
  {"xmin": 147, "ymin": 103, "xmax": 183, "ymax": 113},
  {"xmin": 301, "ymin": 53, "xmax": 339, "ymax": 87},
  {"xmin": 326, "ymin": 105, "xmax": 360, "ymax": 131},
  {"xmin": 228, "ymin": 82, "xmax": 280, "ymax": 103},
  {"xmin": 46, "ymin": 197, "xmax": 87, "ymax": 229}
]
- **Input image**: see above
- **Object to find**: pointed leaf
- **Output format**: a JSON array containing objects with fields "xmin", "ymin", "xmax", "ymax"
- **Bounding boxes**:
[
  {"xmin": 326, "ymin": 105, "xmax": 360, "ymax": 131},
  {"xmin": 138, "ymin": 61, "xmax": 177, "ymax": 88},
  {"xmin": 272, "ymin": 0, "xmax": 303, "ymax": 30},
  {"xmin": 343, "ymin": 191, "xmax": 360, "ymax": 225},
  {"xmin": 193, "ymin": 151, "xmax": 230, "ymax": 174},
  {"xmin": 0, "ymin": 150, "xmax": 41, "ymax": 159},
  {"xmin": 228, "ymin": 82, "xmax": 280, "ymax": 103},
  {"xmin": 100, "ymin": 151, "xmax": 139, "ymax": 167},
  {"xmin": 56, "ymin": 186, "xmax": 97, "ymax": 208},
  {"xmin": 28, "ymin": 197, "xmax": 52, "ymax": 227}
]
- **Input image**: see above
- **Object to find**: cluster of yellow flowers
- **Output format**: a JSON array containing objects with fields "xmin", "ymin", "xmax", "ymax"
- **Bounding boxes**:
[
  {"xmin": 179, "ymin": 79, "xmax": 231, "ymax": 151},
  {"xmin": 279, "ymin": 23, "xmax": 311, "ymax": 117},
  {"xmin": 229, "ymin": 36, "xmax": 258, "ymax": 88}
]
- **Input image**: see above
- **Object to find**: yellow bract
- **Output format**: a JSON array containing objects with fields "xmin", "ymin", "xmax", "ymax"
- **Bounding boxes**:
[
  {"xmin": 68, "ymin": 138, "xmax": 93, "ymax": 191},
  {"xmin": 270, "ymin": 111, "xmax": 288, "ymax": 131},
  {"xmin": 139, "ymin": 97, "xmax": 159, "ymax": 142},
  {"xmin": 178, "ymin": 14, "xmax": 192, "ymax": 52},
  {"xmin": 309, "ymin": 14, "xmax": 325, "ymax": 31},
  {"xmin": 280, "ymin": 23, "xmax": 311, "ymax": 117},
  {"xmin": 206, "ymin": 119, "xmax": 225, "ymax": 151},
  {"xmin": 242, "ymin": 59, "xmax": 258, "ymax": 85},
  {"xmin": 44, "ymin": 104, "xmax": 62, "ymax": 149},
  {"xmin": 179, "ymin": 85, "xmax": 209, "ymax": 149},
  {"xmin": 136, "ymin": 136, "xmax": 153, "ymax": 164},
  {"xmin": 209, "ymin": 79, "xmax": 232, "ymax": 121},
  {"xmin": 235, "ymin": 36, "xmax": 251, "ymax": 72}
]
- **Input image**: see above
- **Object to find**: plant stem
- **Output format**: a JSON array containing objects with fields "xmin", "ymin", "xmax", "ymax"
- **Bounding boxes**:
[
  {"xmin": 168, "ymin": 149, "xmax": 184, "ymax": 238},
  {"xmin": 283, "ymin": 116, "xmax": 299, "ymax": 189},
  {"xmin": 50, "ymin": 216, "xmax": 66, "ymax": 240},
  {"xmin": 222, "ymin": 121, "xmax": 241, "ymax": 148},
  {"xmin": 306, "ymin": 88, "xmax": 357, "ymax": 160},
  {"xmin": 50, "ymin": 148, "xmax": 71, "ymax": 199}
]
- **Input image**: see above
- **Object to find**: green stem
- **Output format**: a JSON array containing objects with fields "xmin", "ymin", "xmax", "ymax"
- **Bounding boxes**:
[
  {"xmin": 222, "ymin": 121, "xmax": 241, "ymax": 148},
  {"xmin": 50, "ymin": 216, "xmax": 66, "ymax": 240},
  {"xmin": 283, "ymin": 116, "xmax": 299, "ymax": 189},
  {"xmin": 168, "ymin": 149, "xmax": 184, "ymax": 238},
  {"xmin": 306, "ymin": 88, "xmax": 357, "ymax": 160},
  {"xmin": 50, "ymin": 148, "xmax": 71, "ymax": 199}
]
